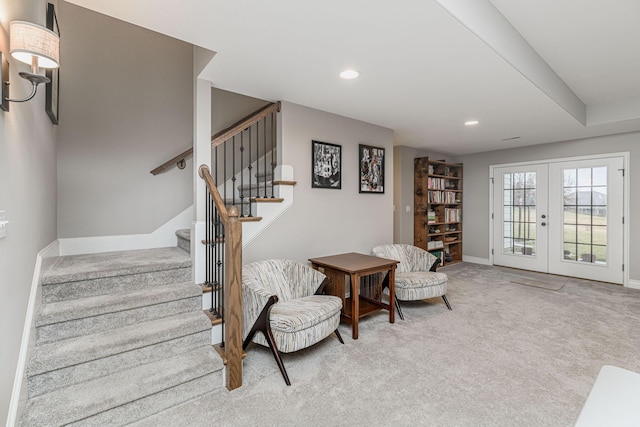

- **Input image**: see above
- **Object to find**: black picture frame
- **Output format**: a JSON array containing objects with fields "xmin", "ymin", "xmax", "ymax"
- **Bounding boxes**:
[
  {"xmin": 45, "ymin": 3, "xmax": 60, "ymax": 125},
  {"xmin": 359, "ymin": 144, "xmax": 385, "ymax": 193},
  {"xmin": 312, "ymin": 140, "xmax": 342, "ymax": 189}
]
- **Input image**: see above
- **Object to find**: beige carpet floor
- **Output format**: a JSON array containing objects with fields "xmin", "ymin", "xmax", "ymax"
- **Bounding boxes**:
[{"xmin": 133, "ymin": 262, "xmax": 640, "ymax": 427}]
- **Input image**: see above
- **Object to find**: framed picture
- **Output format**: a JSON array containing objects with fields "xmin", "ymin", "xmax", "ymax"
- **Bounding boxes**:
[
  {"xmin": 312, "ymin": 140, "xmax": 341, "ymax": 189},
  {"xmin": 359, "ymin": 144, "xmax": 385, "ymax": 193},
  {"xmin": 45, "ymin": 3, "xmax": 60, "ymax": 125}
]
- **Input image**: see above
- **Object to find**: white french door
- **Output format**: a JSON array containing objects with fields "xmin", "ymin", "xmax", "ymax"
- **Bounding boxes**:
[
  {"xmin": 492, "ymin": 156, "xmax": 625, "ymax": 284},
  {"xmin": 493, "ymin": 164, "xmax": 549, "ymax": 272}
]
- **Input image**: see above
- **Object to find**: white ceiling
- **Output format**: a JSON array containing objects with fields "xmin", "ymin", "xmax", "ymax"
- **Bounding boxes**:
[{"xmin": 65, "ymin": 0, "xmax": 640, "ymax": 155}]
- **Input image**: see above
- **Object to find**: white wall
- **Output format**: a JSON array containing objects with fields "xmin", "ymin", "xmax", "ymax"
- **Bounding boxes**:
[
  {"xmin": 244, "ymin": 102, "xmax": 394, "ymax": 264},
  {"xmin": 56, "ymin": 3, "xmax": 194, "ymax": 238},
  {"xmin": 0, "ymin": 1, "xmax": 58, "ymax": 424},
  {"xmin": 457, "ymin": 133, "xmax": 639, "ymax": 281}
]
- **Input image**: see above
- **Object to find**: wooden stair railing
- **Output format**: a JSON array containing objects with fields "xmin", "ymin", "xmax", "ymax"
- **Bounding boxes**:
[
  {"xmin": 198, "ymin": 164, "xmax": 243, "ymax": 391},
  {"xmin": 150, "ymin": 101, "xmax": 281, "ymax": 175}
]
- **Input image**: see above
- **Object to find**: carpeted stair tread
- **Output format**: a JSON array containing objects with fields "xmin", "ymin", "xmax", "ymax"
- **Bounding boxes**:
[
  {"xmin": 237, "ymin": 181, "xmax": 274, "ymax": 192},
  {"xmin": 20, "ymin": 346, "xmax": 221, "ymax": 427},
  {"xmin": 176, "ymin": 229, "xmax": 191, "ymax": 253},
  {"xmin": 36, "ymin": 297, "xmax": 200, "ymax": 345},
  {"xmin": 28, "ymin": 331, "xmax": 211, "ymax": 398},
  {"xmin": 28, "ymin": 311, "xmax": 211, "ymax": 376},
  {"xmin": 175, "ymin": 229, "xmax": 190, "ymax": 241},
  {"xmin": 37, "ymin": 282, "xmax": 200, "ymax": 326},
  {"xmin": 42, "ymin": 247, "xmax": 191, "ymax": 285},
  {"xmin": 73, "ymin": 373, "xmax": 219, "ymax": 426}
]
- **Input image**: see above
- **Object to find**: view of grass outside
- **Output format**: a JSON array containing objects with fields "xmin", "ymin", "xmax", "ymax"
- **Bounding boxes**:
[
  {"xmin": 501, "ymin": 167, "xmax": 608, "ymax": 265},
  {"xmin": 563, "ymin": 209, "xmax": 607, "ymax": 263},
  {"xmin": 562, "ymin": 167, "xmax": 608, "ymax": 265}
]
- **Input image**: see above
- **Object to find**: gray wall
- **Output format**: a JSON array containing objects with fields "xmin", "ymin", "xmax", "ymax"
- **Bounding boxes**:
[
  {"xmin": 57, "ymin": 3, "xmax": 194, "ymax": 238},
  {"xmin": 211, "ymin": 87, "xmax": 268, "ymax": 134},
  {"xmin": 0, "ymin": 1, "xmax": 58, "ymax": 423},
  {"xmin": 244, "ymin": 102, "xmax": 394, "ymax": 264},
  {"xmin": 457, "ymin": 132, "xmax": 639, "ymax": 281},
  {"xmin": 393, "ymin": 145, "xmax": 457, "ymax": 244}
]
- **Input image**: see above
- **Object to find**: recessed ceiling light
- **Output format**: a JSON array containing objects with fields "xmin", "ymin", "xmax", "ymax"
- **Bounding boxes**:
[
  {"xmin": 339, "ymin": 69, "xmax": 360, "ymax": 80},
  {"xmin": 464, "ymin": 120, "xmax": 479, "ymax": 126}
]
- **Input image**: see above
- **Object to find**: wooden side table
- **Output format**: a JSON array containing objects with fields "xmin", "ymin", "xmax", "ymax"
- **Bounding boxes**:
[{"xmin": 309, "ymin": 252, "xmax": 398, "ymax": 339}]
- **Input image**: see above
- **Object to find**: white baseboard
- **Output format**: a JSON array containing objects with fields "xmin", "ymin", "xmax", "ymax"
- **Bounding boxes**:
[
  {"xmin": 58, "ymin": 206, "xmax": 193, "ymax": 256},
  {"xmin": 462, "ymin": 255, "xmax": 492, "ymax": 266},
  {"xmin": 7, "ymin": 240, "xmax": 59, "ymax": 427},
  {"xmin": 627, "ymin": 279, "xmax": 640, "ymax": 290}
]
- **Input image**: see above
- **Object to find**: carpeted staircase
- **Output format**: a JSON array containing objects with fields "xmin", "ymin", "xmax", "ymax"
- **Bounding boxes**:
[
  {"xmin": 20, "ymin": 241, "xmax": 223, "ymax": 426},
  {"xmin": 225, "ymin": 172, "xmax": 275, "ymax": 217}
]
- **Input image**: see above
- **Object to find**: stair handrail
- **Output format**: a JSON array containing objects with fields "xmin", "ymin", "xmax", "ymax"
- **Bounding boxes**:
[
  {"xmin": 198, "ymin": 164, "xmax": 243, "ymax": 391},
  {"xmin": 150, "ymin": 101, "xmax": 281, "ymax": 175},
  {"xmin": 210, "ymin": 101, "xmax": 280, "ymax": 149},
  {"xmin": 199, "ymin": 164, "xmax": 231, "ymax": 223}
]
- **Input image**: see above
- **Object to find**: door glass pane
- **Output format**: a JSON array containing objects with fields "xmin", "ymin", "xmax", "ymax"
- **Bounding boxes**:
[
  {"xmin": 577, "ymin": 168, "xmax": 592, "ymax": 186},
  {"xmin": 564, "ymin": 224, "xmax": 577, "ymax": 243},
  {"xmin": 564, "ymin": 188, "xmax": 577, "ymax": 205},
  {"xmin": 592, "ymin": 167, "xmax": 607, "ymax": 186},
  {"xmin": 593, "ymin": 245, "xmax": 607, "ymax": 263},
  {"xmin": 577, "ymin": 226, "xmax": 592, "ymax": 244},
  {"xmin": 563, "ymin": 243, "xmax": 577, "ymax": 260},
  {"xmin": 592, "ymin": 226, "xmax": 607, "ymax": 245},
  {"xmin": 564, "ymin": 207, "xmax": 577, "ymax": 224},
  {"xmin": 502, "ymin": 171, "xmax": 537, "ymax": 257},
  {"xmin": 562, "ymin": 167, "xmax": 607, "ymax": 265}
]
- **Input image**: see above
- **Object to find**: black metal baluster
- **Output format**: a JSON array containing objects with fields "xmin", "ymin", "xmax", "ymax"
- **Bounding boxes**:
[
  {"xmin": 231, "ymin": 136, "xmax": 236, "ymax": 207},
  {"xmin": 271, "ymin": 111, "xmax": 276, "ymax": 198},
  {"xmin": 223, "ymin": 141, "xmax": 228, "ymax": 203},
  {"xmin": 205, "ymin": 186, "xmax": 211, "ymax": 313},
  {"xmin": 247, "ymin": 126, "xmax": 252, "ymax": 217},
  {"xmin": 256, "ymin": 117, "xmax": 267, "ymax": 199},
  {"xmin": 219, "ymin": 218, "xmax": 225, "ymax": 346},
  {"xmin": 239, "ymin": 131, "xmax": 245, "ymax": 217}
]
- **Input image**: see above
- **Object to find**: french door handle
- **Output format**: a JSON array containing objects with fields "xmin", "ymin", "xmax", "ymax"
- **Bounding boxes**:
[
  {"xmin": 541, "ymin": 214, "xmax": 547, "ymax": 219},
  {"xmin": 541, "ymin": 222, "xmax": 547, "ymax": 226}
]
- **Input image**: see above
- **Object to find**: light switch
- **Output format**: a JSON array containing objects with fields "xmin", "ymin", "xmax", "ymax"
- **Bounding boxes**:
[
  {"xmin": 0, "ymin": 211, "xmax": 7, "ymax": 239},
  {"xmin": 405, "ymin": 205, "xmax": 411, "ymax": 213}
]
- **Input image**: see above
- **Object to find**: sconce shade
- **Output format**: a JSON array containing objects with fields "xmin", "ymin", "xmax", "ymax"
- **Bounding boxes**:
[{"xmin": 9, "ymin": 21, "xmax": 60, "ymax": 69}]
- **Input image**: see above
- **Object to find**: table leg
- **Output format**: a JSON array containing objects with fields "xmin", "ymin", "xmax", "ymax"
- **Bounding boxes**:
[
  {"xmin": 351, "ymin": 272, "xmax": 359, "ymax": 339},
  {"xmin": 388, "ymin": 266, "xmax": 395, "ymax": 324}
]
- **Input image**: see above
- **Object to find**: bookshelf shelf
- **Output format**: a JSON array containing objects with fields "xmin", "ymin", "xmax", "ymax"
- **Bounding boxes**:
[{"xmin": 414, "ymin": 158, "xmax": 463, "ymax": 266}]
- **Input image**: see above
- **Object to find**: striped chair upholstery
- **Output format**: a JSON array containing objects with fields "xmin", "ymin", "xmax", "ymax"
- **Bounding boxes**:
[
  {"xmin": 372, "ymin": 244, "xmax": 451, "ymax": 317},
  {"xmin": 242, "ymin": 259, "xmax": 343, "ymax": 385}
]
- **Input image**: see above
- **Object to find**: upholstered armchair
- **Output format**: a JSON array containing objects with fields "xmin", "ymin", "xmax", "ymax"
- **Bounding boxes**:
[
  {"xmin": 372, "ymin": 244, "xmax": 451, "ymax": 319},
  {"xmin": 242, "ymin": 259, "xmax": 344, "ymax": 385}
]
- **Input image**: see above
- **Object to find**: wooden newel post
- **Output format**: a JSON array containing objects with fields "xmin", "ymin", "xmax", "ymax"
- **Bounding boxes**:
[{"xmin": 225, "ymin": 205, "xmax": 243, "ymax": 390}]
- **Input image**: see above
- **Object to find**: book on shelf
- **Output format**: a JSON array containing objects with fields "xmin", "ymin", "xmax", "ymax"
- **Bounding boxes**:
[
  {"xmin": 427, "ymin": 240, "xmax": 444, "ymax": 249},
  {"xmin": 427, "ymin": 177, "xmax": 446, "ymax": 189},
  {"xmin": 444, "ymin": 208, "xmax": 461, "ymax": 223}
]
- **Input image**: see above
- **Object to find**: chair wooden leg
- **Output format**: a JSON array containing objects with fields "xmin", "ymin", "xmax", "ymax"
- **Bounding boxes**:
[
  {"xmin": 264, "ymin": 328, "xmax": 291, "ymax": 386},
  {"xmin": 243, "ymin": 295, "xmax": 292, "ymax": 385},
  {"xmin": 395, "ymin": 296, "xmax": 405, "ymax": 320},
  {"xmin": 442, "ymin": 294, "xmax": 452, "ymax": 310},
  {"xmin": 334, "ymin": 328, "xmax": 345, "ymax": 344}
]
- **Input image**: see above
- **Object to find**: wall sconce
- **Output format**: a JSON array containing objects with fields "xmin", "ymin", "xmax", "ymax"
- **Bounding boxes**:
[{"xmin": 1, "ymin": 21, "xmax": 60, "ymax": 112}]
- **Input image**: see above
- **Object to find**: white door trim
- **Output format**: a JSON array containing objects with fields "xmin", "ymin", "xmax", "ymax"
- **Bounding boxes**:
[{"xmin": 489, "ymin": 151, "xmax": 630, "ymax": 286}]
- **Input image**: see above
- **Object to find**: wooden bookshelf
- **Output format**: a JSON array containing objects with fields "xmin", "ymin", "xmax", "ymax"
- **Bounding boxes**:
[{"xmin": 414, "ymin": 157, "xmax": 463, "ymax": 266}]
